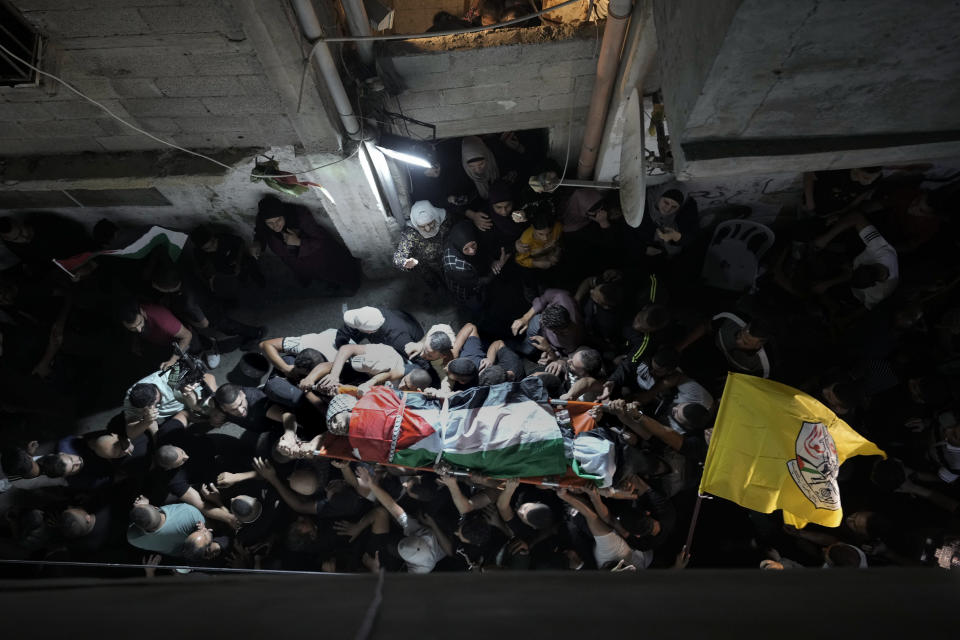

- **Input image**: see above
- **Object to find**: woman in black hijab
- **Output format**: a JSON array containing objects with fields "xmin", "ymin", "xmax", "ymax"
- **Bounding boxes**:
[
  {"xmin": 442, "ymin": 221, "xmax": 484, "ymax": 309},
  {"xmin": 638, "ymin": 188, "xmax": 700, "ymax": 258},
  {"xmin": 253, "ymin": 194, "xmax": 361, "ymax": 294}
]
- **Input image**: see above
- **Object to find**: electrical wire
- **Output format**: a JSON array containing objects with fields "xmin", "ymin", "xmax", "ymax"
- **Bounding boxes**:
[
  {"xmin": 0, "ymin": 557, "xmax": 351, "ymax": 576},
  {"xmin": 0, "ymin": 41, "xmax": 356, "ymax": 179}
]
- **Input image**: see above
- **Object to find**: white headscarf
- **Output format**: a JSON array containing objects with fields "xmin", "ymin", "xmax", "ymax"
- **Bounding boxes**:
[
  {"xmin": 343, "ymin": 307, "xmax": 386, "ymax": 333},
  {"xmin": 460, "ymin": 136, "xmax": 499, "ymax": 199},
  {"xmin": 408, "ymin": 200, "xmax": 447, "ymax": 239}
]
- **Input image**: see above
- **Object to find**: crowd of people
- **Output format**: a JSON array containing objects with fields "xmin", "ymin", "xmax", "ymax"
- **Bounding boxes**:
[{"xmin": 1, "ymin": 130, "xmax": 959, "ymax": 577}]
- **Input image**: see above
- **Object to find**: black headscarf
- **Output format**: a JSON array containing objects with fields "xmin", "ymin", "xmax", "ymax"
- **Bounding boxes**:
[
  {"xmin": 444, "ymin": 221, "xmax": 479, "ymax": 265},
  {"xmin": 256, "ymin": 195, "xmax": 298, "ymax": 237}
]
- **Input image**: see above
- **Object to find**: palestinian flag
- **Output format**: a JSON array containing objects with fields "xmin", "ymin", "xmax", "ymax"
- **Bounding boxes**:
[
  {"xmin": 53, "ymin": 226, "xmax": 188, "ymax": 278},
  {"xmin": 343, "ymin": 380, "xmax": 569, "ymax": 478},
  {"xmin": 437, "ymin": 381, "xmax": 569, "ymax": 477}
]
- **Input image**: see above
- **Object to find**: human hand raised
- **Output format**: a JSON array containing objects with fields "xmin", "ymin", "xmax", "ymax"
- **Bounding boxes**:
[
  {"xmin": 252, "ymin": 456, "xmax": 278, "ymax": 483},
  {"xmin": 510, "ymin": 317, "xmax": 528, "ymax": 336}
]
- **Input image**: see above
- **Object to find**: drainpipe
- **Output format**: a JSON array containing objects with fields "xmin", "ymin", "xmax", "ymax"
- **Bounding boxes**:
[
  {"xmin": 594, "ymin": 0, "xmax": 656, "ymax": 181},
  {"xmin": 290, "ymin": 0, "xmax": 362, "ymax": 140},
  {"xmin": 340, "ymin": 0, "xmax": 375, "ymax": 65},
  {"xmin": 576, "ymin": 0, "xmax": 634, "ymax": 179}
]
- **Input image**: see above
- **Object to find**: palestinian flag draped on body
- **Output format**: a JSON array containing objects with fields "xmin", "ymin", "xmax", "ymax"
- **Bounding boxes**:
[
  {"xmin": 699, "ymin": 373, "xmax": 885, "ymax": 528},
  {"xmin": 53, "ymin": 226, "xmax": 188, "ymax": 278},
  {"xmin": 339, "ymin": 379, "xmax": 569, "ymax": 478}
]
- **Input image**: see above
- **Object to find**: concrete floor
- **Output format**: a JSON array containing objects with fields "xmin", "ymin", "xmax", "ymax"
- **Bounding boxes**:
[{"xmin": 74, "ymin": 252, "xmax": 462, "ymax": 433}]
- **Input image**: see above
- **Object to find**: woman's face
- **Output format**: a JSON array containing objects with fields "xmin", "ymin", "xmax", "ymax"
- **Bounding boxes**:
[
  {"xmin": 462, "ymin": 241, "xmax": 478, "ymax": 256},
  {"xmin": 467, "ymin": 159, "xmax": 486, "ymax": 178},
  {"xmin": 492, "ymin": 201, "xmax": 513, "ymax": 217},
  {"xmin": 658, "ymin": 197, "xmax": 680, "ymax": 216},
  {"xmin": 264, "ymin": 216, "xmax": 285, "ymax": 233},
  {"xmin": 418, "ymin": 220, "xmax": 438, "ymax": 235}
]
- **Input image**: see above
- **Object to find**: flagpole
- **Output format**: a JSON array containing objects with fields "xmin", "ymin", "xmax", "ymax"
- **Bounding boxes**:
[
  {"xmin": 50, "ymin": 258, "xmax": 79, "ymax": 282},
  {"xmin": 680, "ymin": 493, "xmax": 705, "ymax": 561}
]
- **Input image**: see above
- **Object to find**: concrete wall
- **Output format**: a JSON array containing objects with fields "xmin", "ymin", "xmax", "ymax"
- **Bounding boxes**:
[
  {"xmin": 0, "ymin": 145, "xmax": 401, "ymax": 276},
  {"xmin": 651, "ymin": 0, "xmax": 741, "ymax": 156},
  {"xmin": 379, "ymin": 23, "xmax": 598, "ymax": 156},
  {"xmin": 0, "ymin": 0, "xmax": 340, "ymax": 156},
  {"xmin": 0, "ymin": 1, "xmax": 405, "ymax": 277},
  {"xmin": 654, "ymin": 0, "xmax": 960, "ymax": 177}
]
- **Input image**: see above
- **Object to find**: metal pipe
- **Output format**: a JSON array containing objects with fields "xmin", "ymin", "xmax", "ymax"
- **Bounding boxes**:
[
  {"xmin": 594, "ymin": 0, "xmax": 656, "ymax": 181},
  {"xmin": 290, "ymin": 0, "xmax": 362, "ymax": 140},
  {"xmin": 340, "ymin": 0, "xmax": 375, "ymax": 64},
  {"xmin": 576, "ymin": 0, "xmax": 634, "ymax": 179}
]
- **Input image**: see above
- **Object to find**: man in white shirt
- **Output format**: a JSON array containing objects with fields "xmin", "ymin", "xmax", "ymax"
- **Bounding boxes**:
[
  {"xmin": 813, "ymin": 212, "xmax": 899, "ymax": 309},
  {"xmin": 557, "ymin": 487, "xmax": 653, "ymax": 570},
  {"xmin": 851, "ymin": 224, "xmax": 899, "ymax": 310},
  {"xmin": 259, "ymin": 328, "xmax": 340, "ymax": 375},
  {"xmin": 354, "ymin": 465, "xmax": 450, "ymax": 573}
]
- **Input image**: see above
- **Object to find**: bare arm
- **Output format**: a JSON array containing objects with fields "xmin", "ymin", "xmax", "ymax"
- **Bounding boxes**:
[
  {"xmin": 322, "ymin": 344, "xmax": 367, "ymax": 387},
  {"xmin": 496, "ymin": 477, "xmax": 519, "ymax": 521},
  {"xmin": 485, "ymin": 340, "xmax": 504, "ymax": 364},
  {"xmin": 172, "ymin": 324, "xmax": 192, "ymax": 362},
  {"xmin": 259, "ymin": 337, "xmax": 293, "ymax": 374},
  {"xmin": 636, "ymin": 413, "xmax": 684, "ymax": 451},
  {"xmin": 360, "ymin": 367, "xmax": 405, "ymax": 391},
  {"xmin": 561, "ymin": 376, "xmax": 601, "ymax": 401},
  {"xmin": 357, "ymin": 467, "xmax": 405, "ymax": 523},
  {"xmin": 252, "ymin": 457, "xmax": 317, "ymax": 515},
  {"xmin": 299, "ymin": 361, "xmax": 334, "ymax": 391},
  {"xmin": 574, "ymin": 276, "xmax": 596, "ymax": 304},
  {"xmin": 452, "ymin": 323, "xmax": 479, "ymax": 358},
  {"xmin": 180, "ymin": 486, "xmax": 238, "ymax": 527},
  {"xmin": 440, "ymin": 476, "xmax": 491, "ymax": 514},
  {"xmin": 423, "ymin": 513, "xmax": 455, "ymax": 558},
  {"xmin": 556, "ymin": 489, "xmax": 613, "ymax": 536}
]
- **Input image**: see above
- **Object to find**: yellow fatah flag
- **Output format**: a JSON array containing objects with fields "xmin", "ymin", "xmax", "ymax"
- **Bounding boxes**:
[{"xmin": 699, "ymin": 373, "xmax": 886, "ymax": 528}]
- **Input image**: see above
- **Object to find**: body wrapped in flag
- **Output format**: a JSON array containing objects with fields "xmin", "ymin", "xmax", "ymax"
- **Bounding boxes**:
[{"xmin": 321, "ymin": 378, "xmax": 609, "ymax": 483}]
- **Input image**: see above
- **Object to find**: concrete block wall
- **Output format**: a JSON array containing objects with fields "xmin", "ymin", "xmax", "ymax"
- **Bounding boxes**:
[
  {"xmin": 0, "ymin": 0, "xmax": 324, "ymax": 157},
  {"xmin": 381, "ymin": 23, "xmax": 597, "ymax": 143}
]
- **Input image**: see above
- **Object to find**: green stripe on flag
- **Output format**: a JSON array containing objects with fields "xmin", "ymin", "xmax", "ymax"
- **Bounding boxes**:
[{"xmin": 439, "ymin": 437, "xmax": 568, "ymax": 478}]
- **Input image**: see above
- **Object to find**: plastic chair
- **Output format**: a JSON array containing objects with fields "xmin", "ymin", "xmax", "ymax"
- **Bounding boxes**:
[{"xmin": 700, "ymin": 219, "xmax": 775, "ymax": 292}]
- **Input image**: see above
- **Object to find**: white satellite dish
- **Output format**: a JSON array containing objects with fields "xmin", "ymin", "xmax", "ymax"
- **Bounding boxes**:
[{"xmin": 619, "ymin": 87, "xmax": 646, "ymax": 228}]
